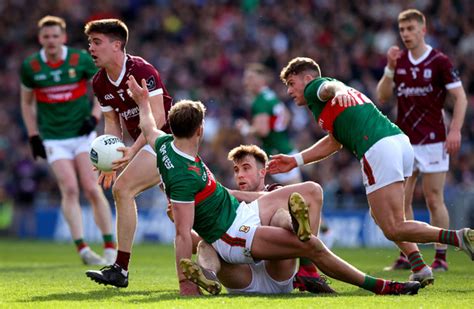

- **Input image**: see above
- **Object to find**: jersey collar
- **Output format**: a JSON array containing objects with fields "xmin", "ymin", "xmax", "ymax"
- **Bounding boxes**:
[
  {"xmin": 408, "ymin": 45, "xmax": 432, "ymax": 66},
  {"xmin": 39, "ymin": 46, "xmax": 67, "ymax": 63},
  {"xmin": 171, "ymin": 141, "xmax": 196, "ymax": 161},
  {"xmin": 107, "ymin": 54, "xmax": 128, "ymax": 87}
]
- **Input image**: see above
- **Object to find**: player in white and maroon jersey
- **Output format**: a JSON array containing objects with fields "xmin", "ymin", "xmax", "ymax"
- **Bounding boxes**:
[
  {"xmin": 84, "ymin": 19, "xmax": 172, "ymax": 281},
  {"xmin": 376, "ymin": 9, "xmax": 468, "ymax": 272}
]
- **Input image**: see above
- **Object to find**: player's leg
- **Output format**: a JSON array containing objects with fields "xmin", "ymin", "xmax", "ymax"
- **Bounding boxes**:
[
  {"xmin": 86, "ymin": 147, "xmax": 161, "ymax": 287},
  {"xmin": 50, "ymin": 158, "xmax": 104, "ymax": 264},
  {"xmin": 422, "ymin": 172, "xmax": 449, "ymax": 271},
  {"xmin": 196, "ymin": 241, "xmax": 252, "ymax": 291},
  {"xmin": 257, "ymin": 181, "xmax": 322, "ymax": 236},
  {"xmin": 75, "ymin": 151, "xmax": 115, "ymax": 264},
  {"xmin": 384, "ymin": 172, "xmax": 418, "ymax": 271},
  {"xmin": 112, "ymin": 148, "xmax": 160, "ymax": 262},
  {"xmin": 250, "ymin": 226, "xmax": 420, "ymax": 295}
]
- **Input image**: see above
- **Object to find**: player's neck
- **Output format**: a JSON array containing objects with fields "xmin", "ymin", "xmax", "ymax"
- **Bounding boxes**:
[
  {"xmin": 106, "ymin": 53, "xmax": 126, "ymax": 82},
  {"xmin": 409, "ymin": 43, "xmax": 428, "ymax": 60},
  {"xmin": 174, "ymin": 138, "xmax": 199, "ymax": 158}
]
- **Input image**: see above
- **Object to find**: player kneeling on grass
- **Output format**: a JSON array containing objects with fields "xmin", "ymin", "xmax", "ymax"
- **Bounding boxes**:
[{"xmin": 86, "ymin": 76, "xmax": 421, "ymax": 296}]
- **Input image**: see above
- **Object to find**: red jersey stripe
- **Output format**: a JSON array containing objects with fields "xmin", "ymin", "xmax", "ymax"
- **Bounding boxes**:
[{"xmin": 362, "ymin": 155, "xmax": 376, "ymax": 185}]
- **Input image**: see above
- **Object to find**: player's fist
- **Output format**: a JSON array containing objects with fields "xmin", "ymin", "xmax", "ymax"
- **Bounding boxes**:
[
  {"xmin": 387, "ymin": 46, "xmax": 402, "ymax": 69},
  {"xmin": 28, "ymin": 135, "xmax": 46, "ymax": 160}
]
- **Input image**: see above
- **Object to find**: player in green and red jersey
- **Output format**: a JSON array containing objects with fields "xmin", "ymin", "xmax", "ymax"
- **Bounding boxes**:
[
  {"xmin": 267, "ymin": 57, "xmax": 474, "ymax": 287},
  {"xmin": 20, "ymin": 16, "xmax": 115, "ymax": 265},
  {"xmin": 238, "ymin": 63, "xmax": 302, "ymax": 185},
  {"xmin": 85, "ymin": 74, "xmax": 423, "ymax": 297}
]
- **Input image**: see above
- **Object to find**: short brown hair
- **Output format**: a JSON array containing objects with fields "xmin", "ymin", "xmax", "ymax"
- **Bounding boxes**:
[
  {"xmin": 398, "ymin": 9, "xmax": 425, "ymax": 25},
  {"xmin": 168, "ymin": 100, "xmax": 206, "ymax": 138},
  {"xmin": 38, "ymin": 15, "xmax": 66, "ymax": 32},
  {"xmin": 228, "ymin": 144, "xmax": 268, "ymax": 167},
  {"xmin": 245, "ymin": 63, "xmax": 270, "ymax": 77},
  {"xmin": 84, "ymin": 19, "xmax": 128, "ymax": 51},
  {"xmin": 280, "ymin": 57, "xmax": 321, "ymax": 84}
]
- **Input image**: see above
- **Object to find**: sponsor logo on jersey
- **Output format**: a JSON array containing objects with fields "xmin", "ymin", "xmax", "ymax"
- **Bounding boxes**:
[
  {"xmin": 104, "ymin": 94, "xmax": 115, "ymax": 100},
  {"xmin": 423, "ymin": 69, "xmax": 432, "ymax": 79},
  {"xmin": 159, "ymin": 143, "xmax": 174, "ymax": 169},
  {"xmin": 239, "ymin": 225, "xmax": 250, "ymax": 233},
  {"xmin": 34, "ymin": 74, "xmax": 47, "ymax": 81},
  {"xmin": 120, "ymin": 107, "xmax": 140, "ymax": 121},
  {"xmin": 396, "ymin": 68, "xmax": 407, "ymax": 75},
  {"xmin": 397, "ymin": 82, "xmax": 433, "ymax": 97},
  {"xmin": 50, "ymin": 70, "xmax": 62, "ymax": 82},
  {"xmin": 146, "ymin": 76, "xmax": 156, "ymax": 90}
]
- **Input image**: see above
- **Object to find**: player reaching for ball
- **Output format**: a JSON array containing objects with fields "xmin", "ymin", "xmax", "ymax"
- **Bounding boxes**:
[
  {"xmin": 84, "ymin": 18, "xmax": 173, "ymax": 287},
  {"xmin": 20, "ymin": 15, "xmax": 115, "ymax": 265}
]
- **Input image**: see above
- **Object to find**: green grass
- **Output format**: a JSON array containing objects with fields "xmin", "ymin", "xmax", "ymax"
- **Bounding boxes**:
[{"xmin": 0, "ymin": 239, "xmax": 473, "ymax": 308}]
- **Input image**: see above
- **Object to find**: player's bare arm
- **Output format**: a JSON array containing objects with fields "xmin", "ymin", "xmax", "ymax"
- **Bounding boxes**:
[
  {"xmin": 267, "ymin": 134, "xmax": 342, "ymax": 175},
  {"xmin": 320, "ymin": 81, "xmax": 356, "ymax": 108},
  {"xmin": 128, "ymin": 75, "xmax": 165, "ymax": 147},
  {"xmin": 172, "ymin": 201, "xmax": 200, "ymax": 296},
  {"xmin": 251, "ymin": 113, "xmax": 271, "ymax": 137},
  {"xmin": 228, "ymin": 188, "xmax": 266, "ymax": 202},
  {"xmin": 376, "ymin": 46, "xmax": 401, "ymax": 104},
  {"xmin": 445, "ymin": 86, "xmax": 468, "ymax": 155},
  {"xmin": 20, "ymin": 87, "xmax": 39, "ymax": 137}
]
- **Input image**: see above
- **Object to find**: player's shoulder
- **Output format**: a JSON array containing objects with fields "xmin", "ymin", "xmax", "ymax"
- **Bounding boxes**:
[
  {"xmin": 22, "ymin": 51, "xmax": 41, "ymax": 67},
  {"xmin": 429, "ymin": 48, "xmax": 451, "ymax": 64},
  {"xmin": 127, "ymin": 54, "xmax": 157, "ymax": 71},
  {"xmin": 92, "ymin": 68, "xmax": 107, "ymax": 87}
]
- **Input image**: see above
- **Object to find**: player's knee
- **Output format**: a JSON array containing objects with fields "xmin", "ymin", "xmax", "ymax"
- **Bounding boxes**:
[
  {"xmin": 60, "ymin": 184, "xmax": 79, "ymax": 199},
  {"xmin": 303, "ymin": 181, "xmax": 323, "ymax": 206},
  {"xmin": 381, "ymin": 225, "xmax": 402, "ymax": 241}
]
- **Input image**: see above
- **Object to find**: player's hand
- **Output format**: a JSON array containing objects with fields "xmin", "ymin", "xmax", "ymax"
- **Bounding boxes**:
[
  {"xmin": 126, "ymin": 75, "xmax": 149, "ymax": 106},
  {"xmin": 387, "ymin": 46, "xmax": 402, "ymax": 69},
  {"xmin": 445, "ymin": 129, "xmax": 461, "ymax": 155},
  {"xmin": 78, "ymin": 116, "xmax": 98, "ymax": 136},
  {"xmin": 267, "ymin": 154, "xmax": 296, "ymax": 174},
  {"xmin": 235, "ymin": 118, "xmax": 251, "ymax": 136},
  {"xmin": 331, "ymin": 90, "xmax": 356, "ymax": 108},
  {"xmin": 179, "ymin": 279, "xmax": 202, "ymax": 296},
  {"xmin": 28, "ymin": 135, "xmax": 46, "ymax": 160},
  {"xmin": 111, "ymin": 146, "xmax": 134, "ymax": 170},
  {"xmin": 166, "ymin": 203, "xmax": 174, "ymax": 222},
  {"xmin": 98, "ymin": 170, "xmax": 116, "ymax": 189}
]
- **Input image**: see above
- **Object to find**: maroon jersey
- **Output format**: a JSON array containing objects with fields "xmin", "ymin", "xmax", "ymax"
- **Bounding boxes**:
[
  {"xmin": 394, "ymin": 46, "xmax": 462, "ymax": 144},
  {"xmin": 93, "ymin": 55, "xmax": 173, "ymax": 140}
]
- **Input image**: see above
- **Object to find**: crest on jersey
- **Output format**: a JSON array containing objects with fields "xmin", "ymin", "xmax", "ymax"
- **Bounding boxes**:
[
  {"xmin": 146, "ymin": 76, "xmax": 156, "ymax": 91},
  {"xmin": 68, "ymin": 68, "xmax": 76, "ymax": 79},
  {"xmin": 239, "ymin": 225, "xmax": 250, "ymax": 233},
  {"xmin": 423, "ymin": 69, "xmax": 432, "ymax": 79}
]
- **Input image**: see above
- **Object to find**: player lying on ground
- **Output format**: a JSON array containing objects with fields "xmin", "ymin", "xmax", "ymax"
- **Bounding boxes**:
[{"xmin": 91, "ymin": 75, "xmax": 421, "ymax": 297}]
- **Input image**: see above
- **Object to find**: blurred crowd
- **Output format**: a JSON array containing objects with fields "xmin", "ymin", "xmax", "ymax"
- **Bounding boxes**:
[{"xmin": 1, "ymin": 0, "xmax": 473, "ymax": 218}]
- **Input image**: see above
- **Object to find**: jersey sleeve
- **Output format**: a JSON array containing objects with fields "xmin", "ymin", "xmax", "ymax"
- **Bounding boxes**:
[
  {"xmin": 80, "ymin": 50, "xmax": 98, "ymax": 80},
  {"xmin": 132, "ymin": 63, "xmax": 164, "ymax": 98},
  {"xmin": 169, "ymin": 174, "xmax": 199, "ymax": 203},
  {"xmin": 154, "ymin": 134, "xmax": 172, "ymax": 153},
  {"xmin": 304, "ymin": 77, "xmax": 334, "ymax": 104},
  {"xmin": 438, "ymin": 54, "xmax": 462, "ymax": 90},
  {"xmin": 20, "ymin": 58, "xmax": 35, "ymax": 89}
]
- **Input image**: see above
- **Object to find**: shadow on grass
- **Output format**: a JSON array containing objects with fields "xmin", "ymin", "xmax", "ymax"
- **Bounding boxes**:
[{"xmin": 18, "ymin": 288, "xmax": 373, "ymax": 304}]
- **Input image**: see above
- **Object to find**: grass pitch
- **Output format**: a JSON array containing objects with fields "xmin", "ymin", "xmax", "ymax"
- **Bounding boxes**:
[{"xmin": 0, "ymin": 239, "xmax": 473, "ymax": 308}]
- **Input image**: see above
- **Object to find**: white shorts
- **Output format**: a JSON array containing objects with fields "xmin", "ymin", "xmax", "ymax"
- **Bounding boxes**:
[
  {"xmin": 43, "ymin": 132, "xmax": 97, "ymax": 164},
  {"xmin": 212, "ymin": 200, "xmax": 261, "ymax": 264},
  {"xmin": 226, "ymin": 261, "xmax": 296, "ymax": 294},
  {"xmin": 412, "ymin": 142, "xmax": 449, "ymax": 173},
  {"xmin": 141, "ymin": 143, "xmax": 156, "ymax": 156},
  {"xmin": 361, "ymin": 134, "xmax": 413, "ymax": 194}
]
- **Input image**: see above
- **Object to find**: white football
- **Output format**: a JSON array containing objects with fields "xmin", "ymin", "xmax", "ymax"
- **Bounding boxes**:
[{"xmin": 89, "ymin": 134, "xmax": 125, "ymax": 172}]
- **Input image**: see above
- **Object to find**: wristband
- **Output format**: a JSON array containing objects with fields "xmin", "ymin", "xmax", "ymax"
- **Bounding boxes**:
[
  {"xmin": 292, "ymin": 153, "xmax": 305, "ymax": 166},
  {"xmin": 384, "ymin": 66, "xmax": 395, "ymax": 78}
]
